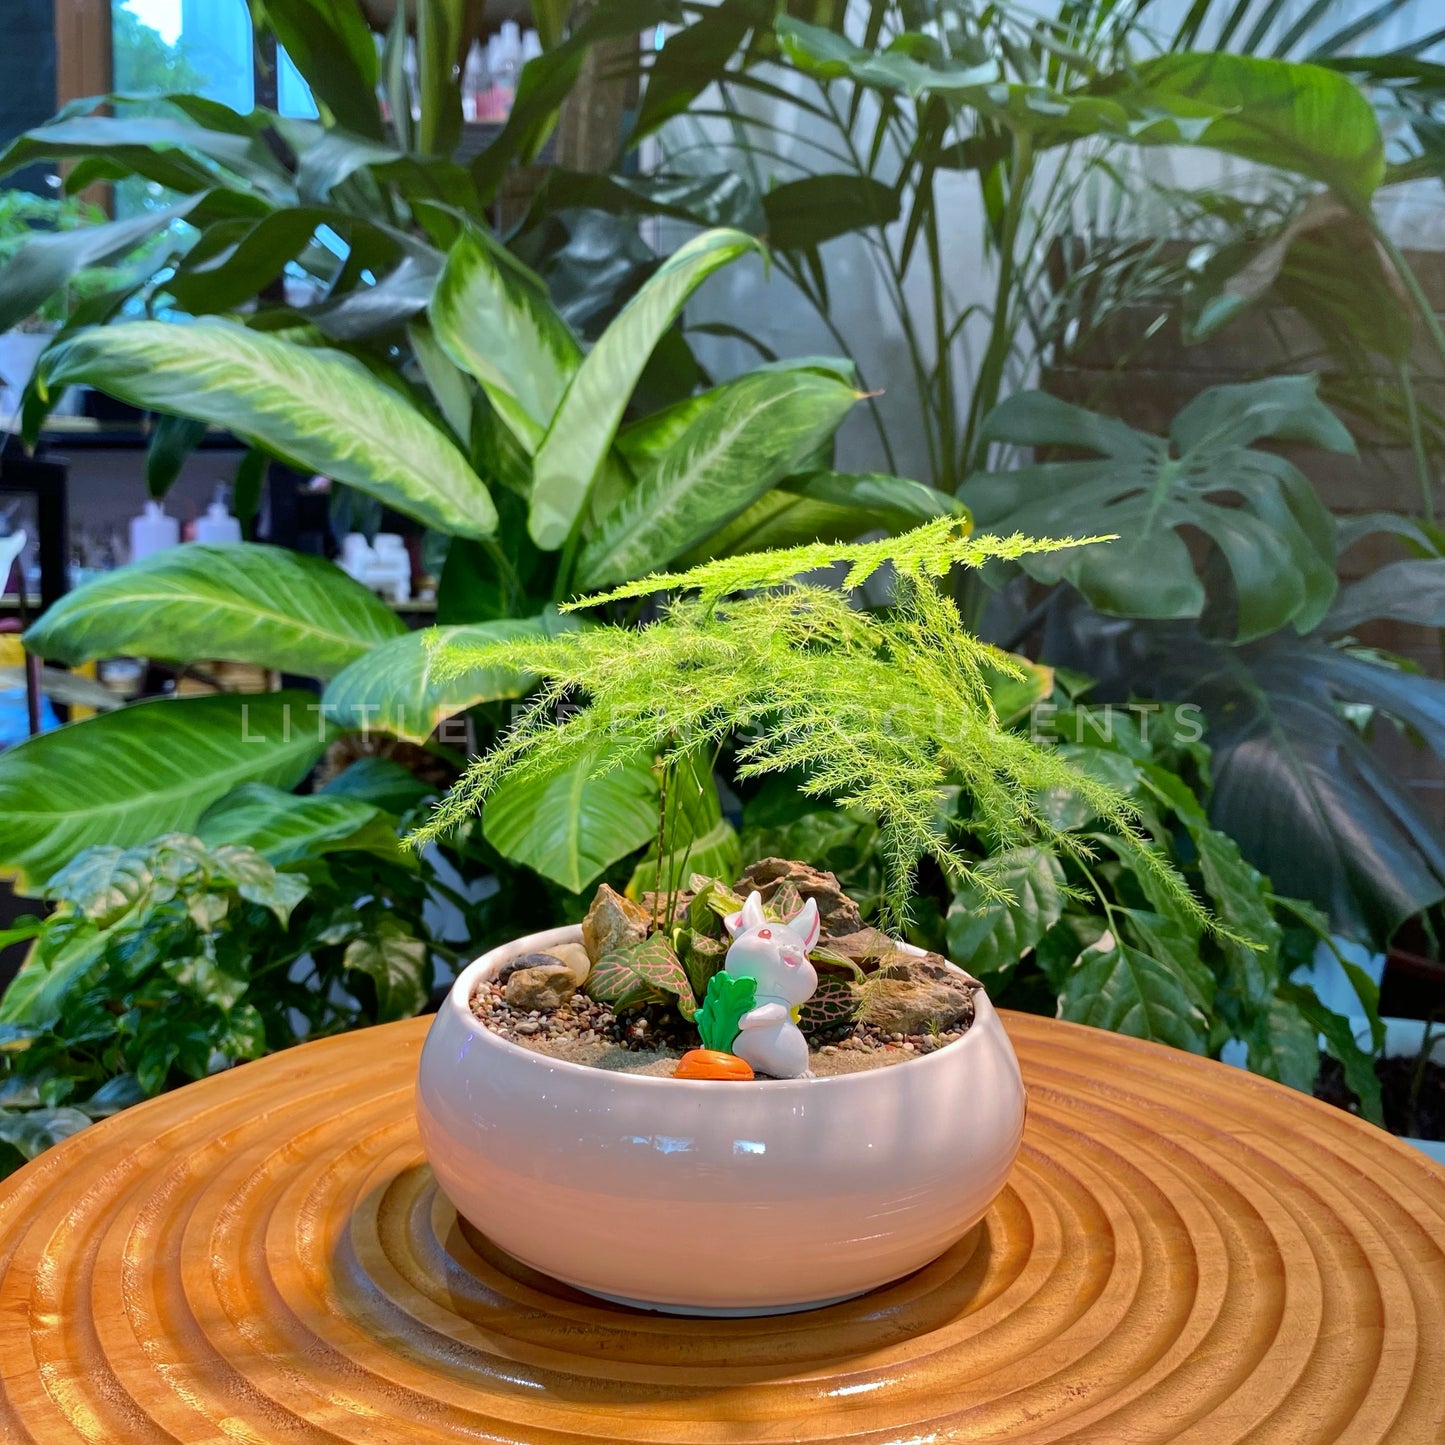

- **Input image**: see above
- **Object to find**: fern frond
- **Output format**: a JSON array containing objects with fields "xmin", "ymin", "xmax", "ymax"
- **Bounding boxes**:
[
  {"xmin": 563, "ymin": 516, "xmax": 1118, "ymax": 609},
  {"xmin": 408, "ymin": 518, "xmax": 1234, "ymax": 941}
]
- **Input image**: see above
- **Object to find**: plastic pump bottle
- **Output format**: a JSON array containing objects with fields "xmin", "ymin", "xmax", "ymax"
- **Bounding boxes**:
[
  {"xmin": 195, "ymin": 497, "xmax": 242, "ymax": 545},
  {"xmin": 129, "ymin": 501, "xmax": 179, "ymax": 562}
]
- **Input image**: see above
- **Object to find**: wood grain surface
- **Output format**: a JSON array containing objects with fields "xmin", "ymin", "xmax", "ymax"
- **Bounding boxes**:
[{"xmin": 1, "ymin": 1011, "xmax": 1442, "ymax": 1443}]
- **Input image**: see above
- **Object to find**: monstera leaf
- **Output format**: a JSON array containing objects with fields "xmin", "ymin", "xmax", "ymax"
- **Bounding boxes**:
[
  {"xmin": 1050, "ymin": 564, "xmax": 1445, "ymax": 941},
  {"xmin": 962, "ymin": 377, "xmax": 1353, "ymax": 641}
]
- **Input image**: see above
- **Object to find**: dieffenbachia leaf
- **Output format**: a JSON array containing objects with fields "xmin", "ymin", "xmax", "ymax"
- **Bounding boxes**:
[
  {"xmin": 196, "ymin": 783, "xmax": 403, "ymax": 865},
  {"xmin": 24, "ymin": 543, "xmax": 406, "ymax": 679},
  {"xmin": 0, "ymin": 692, "xmax": 329, "ymax": 894},
  {"xmin": 35, "ymin": 320, "xmax": 498, "ymax": 539},
  {"xmin": 530, "ymin": 227, "xmax": 765, "ymax": 550},
  {"xmin": 428, "ymin": 223, "xmax": 581, "ymax": 452},
  {"xmin": 483, "ymin": 750, "xmax": 659, "ymax": 893},
  {"xmin": 323, "ymin": 611, "xmax": 578, "ymax": 742},
  {"xmin": 575, "ymin": 365, "xmax": 859, "ymax": 590}
]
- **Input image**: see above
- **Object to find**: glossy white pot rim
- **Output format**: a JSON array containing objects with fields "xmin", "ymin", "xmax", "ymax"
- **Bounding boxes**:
[{"xmin": 445, "ymin": 923, "xmax": 996, "ymax": 1091}]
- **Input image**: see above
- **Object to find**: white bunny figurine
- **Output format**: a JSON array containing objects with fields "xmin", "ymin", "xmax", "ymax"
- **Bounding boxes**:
[{"xmin": 722, "ymin": 891, "xmax": 820, "ymax": 1079}]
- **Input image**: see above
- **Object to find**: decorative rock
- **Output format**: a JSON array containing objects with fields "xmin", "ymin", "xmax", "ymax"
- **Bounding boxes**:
[
  {"xmin": 859, "ymin": 953, "xmax": 976, "ymax": 1036},
  {"xmin": 581, "ymin": 884, "xmax": 651, "ymax": 964},
  {"xmin": 826, "ymin": 927, "xmax": 898, "ymax": 968},
  {"xmin": 545, "ymin": 941, "xmax": 593, "ymax": 987},
  {"xmin": 736, "ymin": 858, "xmax": 864, "ymax": 937},
  {"xmin": 505, "ymin": 965, "xmax": 578, "ymax": 1014},
  {"xmin": 497, "ymin": 951, "xmax": 571, "ymax": 983}
]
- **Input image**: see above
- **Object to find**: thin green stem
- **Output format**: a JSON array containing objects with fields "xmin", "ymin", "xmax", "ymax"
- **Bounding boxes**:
[
  {"xmin": 816, "ymin": 83, "xmax": 941, "ymax": 483},
  {"xmin": 923, "ymin": 169, "xmax": 958, "ymax": 491},
  {"xmin": 1399, "ymin": 360, "xmax": 1436, "ymax": 525},
  {"xmin": 963, "ymin": 130, "xmax": 1035, "ymax": 478},
  {"xmin": 1361, "ymin": 205, "xmax": 1445, "ymax": 401},
  {"xmin": 1074, "ymin": 855, "xmax": 1122, "ymax": 933}
]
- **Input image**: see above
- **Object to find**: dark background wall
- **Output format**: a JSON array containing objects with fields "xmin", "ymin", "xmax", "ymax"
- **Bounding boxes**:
[{"xmin": 0, "ymin": 0, "xmax": 57, "ymax": 193}]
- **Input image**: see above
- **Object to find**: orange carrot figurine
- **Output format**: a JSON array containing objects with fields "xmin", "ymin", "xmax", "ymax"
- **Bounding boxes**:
[{"xmin": 674, "ymin": 1049, "xmax": 754, "ymax": 1081}]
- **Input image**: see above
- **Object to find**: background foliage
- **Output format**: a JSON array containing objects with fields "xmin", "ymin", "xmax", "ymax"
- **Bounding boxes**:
[{"xmin": 0, "ymin": 0, "xmax": 1430, "ymax": 1152}]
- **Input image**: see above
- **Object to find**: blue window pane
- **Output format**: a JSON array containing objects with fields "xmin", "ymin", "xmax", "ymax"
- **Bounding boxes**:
[
  {"xmin": 278, "ymin": 48, "xmax": 319, "ymax": 119},
  {"xmin": 114, "ymin": 0, "xmax": 253, "ymax": 112},
  {"xmin": 177, "ymin": 0, "xmax": 253, "ymax": 113}
]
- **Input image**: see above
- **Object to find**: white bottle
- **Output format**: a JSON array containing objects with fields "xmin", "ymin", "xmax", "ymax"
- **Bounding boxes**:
[
  {"xmin": 461, "ymin": 41, "xmax": 484, "ymax": 122},
  {"xmin": 493, "ymin": 22, "xmax": 522, "ymax": 117},
  {"xmin": 194, "ymin": 500, "xmax": 242, "ymax": 545},
  {"xmin": 370, "ymin": 533, "xmax": 412, "ymax": 604},
  {"xmin": 521, "ymin": 28, "xmax": 542, "ymax": 65},
  {"xmin": 129, "ymin": 500, "xmax": 179, "ymax": 563},
  {"xmin": 339, "ymin": 532, "xmax": 376, "ymax": 583}
]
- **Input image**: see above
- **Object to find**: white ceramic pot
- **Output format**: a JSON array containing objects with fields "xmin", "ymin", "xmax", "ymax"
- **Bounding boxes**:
[{"xmin": 416, "ymin": 925, "xmax": 1027, "ymax": 1315}]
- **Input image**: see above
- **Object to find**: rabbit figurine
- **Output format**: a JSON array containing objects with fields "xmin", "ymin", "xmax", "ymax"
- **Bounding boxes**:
[{"xmin": 722, "ymin": 891, "xmax": 820, "ymax": 1079}]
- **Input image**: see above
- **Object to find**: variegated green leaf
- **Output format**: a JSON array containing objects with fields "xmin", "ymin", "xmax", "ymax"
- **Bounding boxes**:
[
  {"xmin": 530, "ymin": 227, "xmax": 765, "ymax": 550},
  {"xmin": 575, "ymin": 366, "xmax": 859, "ymax": 590},
  {"xmin": 35, "ymin": 320, "xmax": 498, "ymax": 539},
  {"xmin": 0, "ymin": 692, "xmax": 329, "ymax": 894},
  {"xmin": 429, "ymin": 223, "xmax": 581, "ymax": 452},
  {"xmin": 196, "ymin": 783, "xmax": 403, "ymax": 864},
  {"xmin": 682, "ymin": 468, "xmax": 961, "ymax": 560},
  {"xmin": 483, "ymin": 751, "xmax": 659, "ymax": 893},
  {"xmin": 323, "ymin": 611, "xmax": 578, "ymax": 742},
  {"xmin": 24, "ymin": 543, "xmax": 406, "ymax": 679},
  {"xmin": 589, "ymin": 933, "xmax": 697, "ymax": 1018}
]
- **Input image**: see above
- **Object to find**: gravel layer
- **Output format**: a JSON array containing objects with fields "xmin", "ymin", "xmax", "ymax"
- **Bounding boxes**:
[{"xmin": 468, "ymin": 979, "xmax": 972, "ymax": 1079}]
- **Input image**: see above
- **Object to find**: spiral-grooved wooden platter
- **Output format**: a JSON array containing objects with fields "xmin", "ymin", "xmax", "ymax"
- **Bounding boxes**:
[{"xmin": 1, "ymin": 1013, "xmax": 1442, "ymax": 1444}]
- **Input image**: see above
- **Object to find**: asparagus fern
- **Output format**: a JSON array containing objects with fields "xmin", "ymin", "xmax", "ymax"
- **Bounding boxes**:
[{"xmin": 410, "ymin": 518, "xmax": 1222, "ymax": 937}]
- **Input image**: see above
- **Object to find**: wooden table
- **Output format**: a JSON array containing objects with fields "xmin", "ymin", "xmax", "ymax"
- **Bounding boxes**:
[{"xmin": 1, "ymin": 1013, "xmax": 1442, "ymax": 1443}]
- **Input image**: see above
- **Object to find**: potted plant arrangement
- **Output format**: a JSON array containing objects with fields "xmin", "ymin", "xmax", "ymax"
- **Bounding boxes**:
[{"xmin": 413, "ymin": 519, "xmax": 1232, "ymax": 1314}]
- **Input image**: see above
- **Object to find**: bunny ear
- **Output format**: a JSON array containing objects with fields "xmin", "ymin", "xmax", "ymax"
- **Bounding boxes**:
[
  {"xmin": 724, "ymin": 891, "xmax": 767, "ymax": 939},
  {"xmin": 793, "ymin": 897, "xmax": 820, "ymax": 950}
]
